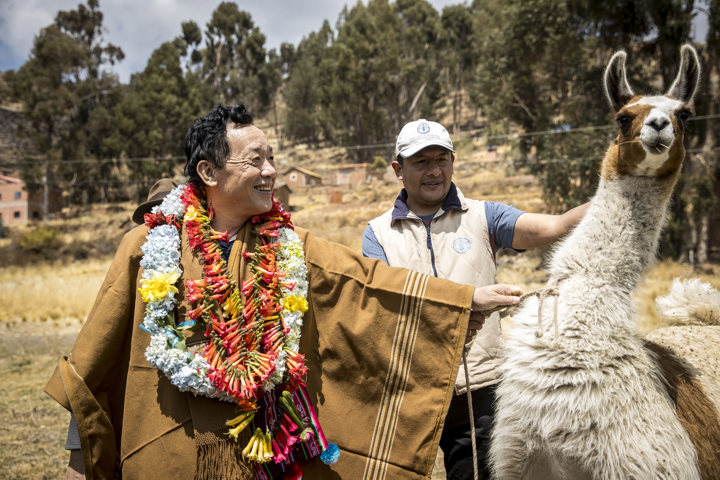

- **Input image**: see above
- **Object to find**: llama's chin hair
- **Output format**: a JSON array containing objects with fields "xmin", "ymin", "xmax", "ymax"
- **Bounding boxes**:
[{"xmin": 636, "ymin": 149, "xmax": 671, "ymax": 174}]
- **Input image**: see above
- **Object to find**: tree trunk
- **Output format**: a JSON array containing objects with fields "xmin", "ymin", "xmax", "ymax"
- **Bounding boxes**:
[
  {"xmin": 453, "ymin": 61, "xmax": 462, "ymax": 135},
  {"xmin": 43, "ymin": 158, "xmax": 49, "ymax": 220}
]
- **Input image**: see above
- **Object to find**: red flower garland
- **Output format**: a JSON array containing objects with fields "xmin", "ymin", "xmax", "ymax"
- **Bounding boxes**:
[{"xmin": 180, "ymin": 184, "xmax": 307, "ymax": 410}]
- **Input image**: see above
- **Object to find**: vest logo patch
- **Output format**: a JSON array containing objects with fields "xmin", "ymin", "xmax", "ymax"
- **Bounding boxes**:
[{"xmin": 453, "ymin": 237, "xmax": 471, "ymax": 254}]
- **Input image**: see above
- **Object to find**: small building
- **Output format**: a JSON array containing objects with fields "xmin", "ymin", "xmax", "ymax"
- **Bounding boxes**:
[
  {"xmin": 487, "ymin": 146, "xmax": 498, "ymax": 162},
  {"xmin": 273, "ymin": 183, "xmax": 292, "ymax": 211},
  {"xmin": 328, "ymin": 190, "xmax": 343, "ymax": 204},
  {"xmin": 382, "ymin": 165, "xmax": 399, "ymax": 183},
  {"xmin": 0, "ymin": 174, "xmax": 62, "ymax": 225},
  {"xmin": 282, "ymin": 167, "xmax": 323, "ymax": 189},
  {"xmin": 329, "ymin": 163, "xmax": 373, "ymax": 188}
]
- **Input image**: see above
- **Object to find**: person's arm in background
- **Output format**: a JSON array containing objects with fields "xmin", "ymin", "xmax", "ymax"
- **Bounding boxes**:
[
  {"xmin": 511, "ymin": 203, "xmax": 589, "ymax": 250},
  {"xmin": 362, "ymin": 224, "xmax": 389, "ymax": 263}
]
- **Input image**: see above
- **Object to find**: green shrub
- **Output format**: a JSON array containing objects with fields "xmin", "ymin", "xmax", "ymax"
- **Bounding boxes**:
[
  {"xmin": 371, "ymin": 156, "xmax": 388, "ymax": 170},
  {"xmin": 70, "ymin": 243, "xmax": 89, "ymax": 260},
  {"xmin": 18, "ymin": 227, "xmax": 60, "ymax": 253}
]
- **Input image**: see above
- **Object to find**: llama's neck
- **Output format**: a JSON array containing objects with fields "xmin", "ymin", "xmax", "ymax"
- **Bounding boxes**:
[{"xmin": 548, "ymin": 175, "xmax": 675, "ymax": 294}]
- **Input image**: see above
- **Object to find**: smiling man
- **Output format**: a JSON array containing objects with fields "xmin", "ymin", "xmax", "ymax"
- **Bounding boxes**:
[
  {"xmin": 47, "ymin": 106, "xmax": 521, "ymax": 480},
  {"xmin": 362, "ymin": 119, "xmax": 588, "ymax": 480}
]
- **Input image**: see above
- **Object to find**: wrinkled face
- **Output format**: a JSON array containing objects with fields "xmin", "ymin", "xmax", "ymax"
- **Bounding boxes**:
[
  {"xmin": 211, "ymin": 124, "xmax": 276, "ymax": 222},
  {"xmin": 393, "ymin": 146, "xmax": 454, "ymax": 215},
  {"xmin": 607, "ymin": 95, "xmax": 692, "ymax": 178}
]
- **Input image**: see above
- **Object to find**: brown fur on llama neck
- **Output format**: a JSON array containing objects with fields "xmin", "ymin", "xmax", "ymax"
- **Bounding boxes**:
[{"xmin": 645, "ymin": 340, "xmax": 720, "ymax": 480}]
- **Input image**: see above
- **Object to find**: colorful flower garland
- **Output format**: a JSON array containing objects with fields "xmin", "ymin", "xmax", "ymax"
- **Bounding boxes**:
[{"xmin": 138, "ymin": 183, "xmax": 338, "ymax": 474}]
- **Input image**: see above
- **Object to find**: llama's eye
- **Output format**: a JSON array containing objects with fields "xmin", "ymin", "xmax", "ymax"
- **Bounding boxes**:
[
  {"xmin": 616, "ymin": 115, "xmax": 631, "ymax": 127},
  {"xmin": 678, "ymin": 109, "xmax": 691, "ymax": 121}
]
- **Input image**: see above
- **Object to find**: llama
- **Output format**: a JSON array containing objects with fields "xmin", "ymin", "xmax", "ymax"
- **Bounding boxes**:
[
  {"xmin": 647, "ymin": 278, "xmax": 720, "ymax": 410},
  {"xmin": 490, "ymin": 45, "xmax": 720, "ymax": 480}
]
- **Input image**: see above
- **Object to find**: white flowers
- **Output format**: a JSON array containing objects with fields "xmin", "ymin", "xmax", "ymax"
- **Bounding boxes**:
[
  {"xmin": 151, "ymin": 185, "xmax": 185, "ymax": 217},
  {"xmin": 264, "ymin": 228, "xmax": 308, "ymax": 390},
  {"xmin": 140, "ymin": 185, "xmax": 223, "ymax": 398}
]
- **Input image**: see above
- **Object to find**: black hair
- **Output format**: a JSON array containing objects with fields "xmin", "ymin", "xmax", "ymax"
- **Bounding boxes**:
[{"xmin": 184, "ymin": 104, "xmax": 254, "ymax": 185}]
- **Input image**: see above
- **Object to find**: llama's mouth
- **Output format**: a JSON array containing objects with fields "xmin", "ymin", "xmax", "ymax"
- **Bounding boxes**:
[
  {"xmin": 645, "ymin": 141, "xmax": 669, "ymax": 154},
  {"xmin": 640, "ymin": 130, "xmax": 673, "ymax": 155}
]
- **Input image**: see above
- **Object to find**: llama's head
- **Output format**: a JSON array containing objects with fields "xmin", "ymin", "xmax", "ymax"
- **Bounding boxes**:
[{"xmin": 601, "ymin": 44, "xmax": 700, "ymax": 181}]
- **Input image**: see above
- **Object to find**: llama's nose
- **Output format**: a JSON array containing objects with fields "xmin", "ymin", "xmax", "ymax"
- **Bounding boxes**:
[{"xmin": 647, "ymin": 117, "xmax": 670, "ymax": 131}]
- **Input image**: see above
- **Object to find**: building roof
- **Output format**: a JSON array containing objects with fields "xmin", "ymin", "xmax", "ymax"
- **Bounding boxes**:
[
  {"xmin": 282, "ymin": 166, "xmax": 323, "ymax": 179},
  {"xmin": 0, "ymin": 174, "xmax": 23, "ymax": 184},
  {"xmin": 327, "ymin": 163, "xmax": 370, "ymax": 170}
]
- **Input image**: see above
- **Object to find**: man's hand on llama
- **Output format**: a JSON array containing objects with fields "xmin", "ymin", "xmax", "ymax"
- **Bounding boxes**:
[
  {"xmin": 472, "ymin": 284, "xmax": 523, "ymax": 312},
  {"xmin": 465, "ymin": 283, "xmax": 522, "ymax": 336}
]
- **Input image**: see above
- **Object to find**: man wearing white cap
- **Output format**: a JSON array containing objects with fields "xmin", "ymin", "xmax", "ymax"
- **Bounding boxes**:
[{"xmin": 363, "ymin": 119, "xmax": 587, "ymax": 479}]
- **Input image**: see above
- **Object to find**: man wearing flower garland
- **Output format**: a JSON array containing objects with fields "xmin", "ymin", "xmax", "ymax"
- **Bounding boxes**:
[
  {"xmin": 363, "ymin": 119, "xmax": 588, "ymax": 480},
  {"xmin": 47, "ymin": 104, "xmax": 520, "ymax": 480}
]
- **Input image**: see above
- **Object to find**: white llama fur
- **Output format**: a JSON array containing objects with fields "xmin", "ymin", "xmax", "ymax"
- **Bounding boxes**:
[
  {"xmin": 647, "ymin": 279, "xmax": 720, "ymax": 412},
  {"xmin": 490, "ymin": 45, "xmax": 713, "ymax": 480},
  {"xmin": 656, "ymin": 278, "xmax": 720, "ymax": 326}
]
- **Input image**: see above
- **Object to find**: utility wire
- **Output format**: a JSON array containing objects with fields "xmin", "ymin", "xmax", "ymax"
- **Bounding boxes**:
[{"xmin": 3, "ymin": 116, "xmax": 719, "ymax": 166}]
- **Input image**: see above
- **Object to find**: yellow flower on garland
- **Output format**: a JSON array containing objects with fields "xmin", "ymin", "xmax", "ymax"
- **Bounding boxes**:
[
  {"xmin": 283, "ymin": 294, "xmax": 308, "ymax": 313},
  {"xmin": 140, "ymin": 271, "xmax": 180, "ymax": 302},
  {"xmin": 184, "ymin": 205, "xmax": 198, "ymax": 222}
]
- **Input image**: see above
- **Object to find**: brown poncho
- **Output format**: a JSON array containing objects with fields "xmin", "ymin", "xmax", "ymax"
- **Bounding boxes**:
[{"xmin": 46, "ymin": 222, "xmax": 473, "ymax": 479}]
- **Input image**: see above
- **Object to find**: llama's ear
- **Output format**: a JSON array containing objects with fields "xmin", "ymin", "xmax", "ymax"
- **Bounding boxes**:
[
  {"xmin": 604, "ymin": 50, "xmax": 634, "ymax": 112},
  {"xmin": 666, "ymin": 44, "xmax": 700, "ymax": 104}
]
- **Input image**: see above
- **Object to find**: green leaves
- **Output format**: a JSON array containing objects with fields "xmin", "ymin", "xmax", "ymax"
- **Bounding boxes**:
[
  {"xmin": 282, "ymin": 0, "xmax": 445, "ymax": 160},
  {"xmin": 4, "ymin": 0, "xmax": 717, "ymax": 261}
]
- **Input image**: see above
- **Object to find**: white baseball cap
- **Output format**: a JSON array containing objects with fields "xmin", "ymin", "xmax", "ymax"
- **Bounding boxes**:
[{"xmin": 395, "ymin": 119, "xmax": 454, "ymax": 158}]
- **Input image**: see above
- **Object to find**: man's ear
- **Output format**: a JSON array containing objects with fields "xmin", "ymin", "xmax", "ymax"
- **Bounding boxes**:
[
  {"xmin": 197, "ymin": 160, "xmax": 218, "ymax": 186},
  {"xmin": 391, "ymin": 160, "xmax": 403, "ymax": 180}
]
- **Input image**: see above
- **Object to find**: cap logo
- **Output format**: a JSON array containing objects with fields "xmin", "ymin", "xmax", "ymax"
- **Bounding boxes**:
[{"xmin": 417, "ymin": 122, "xmax": 431, "ymax": 134}]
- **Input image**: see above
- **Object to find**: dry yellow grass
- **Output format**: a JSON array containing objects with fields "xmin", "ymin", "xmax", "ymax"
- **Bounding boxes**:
[
  {"xmin": 0, "ymin": 258, "xmax": 110, "ymax": 327},
  {"xmin": 0, "ymin": 330, "xmax": 76, "ymax": 479},
  {"xmin": 633, "ymin": 260, "xmax": 720, "ymax": 332}
]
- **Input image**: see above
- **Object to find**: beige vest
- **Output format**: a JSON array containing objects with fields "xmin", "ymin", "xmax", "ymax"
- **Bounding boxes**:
[{"xmin": 369, "ymin": 188, "xmax": 502, "ymax": 393}]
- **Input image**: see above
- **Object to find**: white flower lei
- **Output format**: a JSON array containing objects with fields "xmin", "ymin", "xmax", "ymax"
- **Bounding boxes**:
[{"xmin": 138, "ymin": 184, "xmax": 308, "ymax": 400}]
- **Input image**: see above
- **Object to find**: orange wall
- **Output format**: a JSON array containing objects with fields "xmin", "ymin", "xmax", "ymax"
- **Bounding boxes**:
[{"xmin": 0, "ymin": 181, "xmax": 31, "ymax": 225}]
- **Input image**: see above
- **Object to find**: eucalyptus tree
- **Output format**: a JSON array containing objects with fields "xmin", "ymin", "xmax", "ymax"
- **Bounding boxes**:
[
  {"xmin": 107, "ymin": 40, "xmax": 213, "ymax": 201},
  {"xmin": 661, "ymin": 0, "xmax": 719, "ymax": 263},
  {"xmin": 392, "ymin": 0, "xmax": 445, "ymax": 129},
  {"xmin": 318, "ymin": 0, "xmax": 402, "ymax": 159},
  {"xmin": 200, "ymin": 2, "xmax": 276, "ymax": 114},
  {"xmin": 439, "ymin": 5, "xmax": 476, "ymax": 135},
  {"xmin": 469, "ymin": 0, "xmax": 657, "ymax": 212},
  {"xmin": 13, "ymin": 0, "xmax": 124, "ymax": 208},
  {"xmin": 469, "ymin": 0, "xmax": 715, "ymax": 261},
  {"xmin": 282, "ymin": 22, "xmax": 334, "ymax": 144},
  {"xmin": 308, "ymin": 0, "xmax": 443, "ymax": 162}
]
